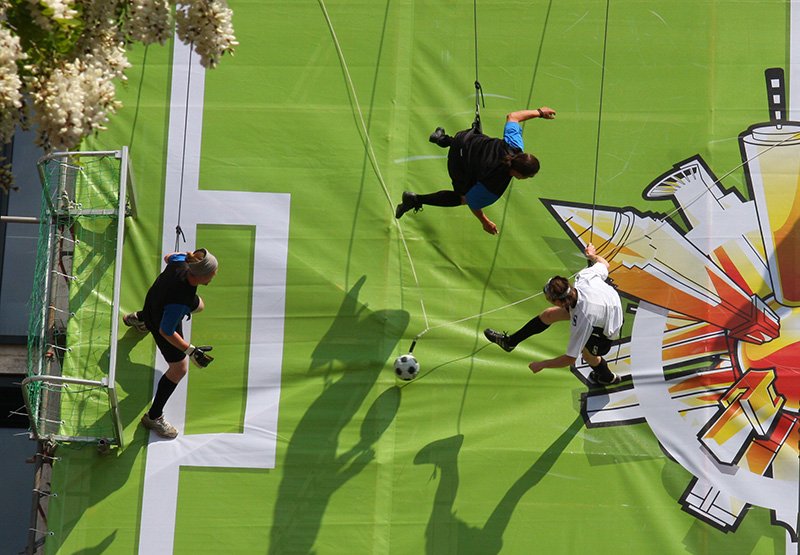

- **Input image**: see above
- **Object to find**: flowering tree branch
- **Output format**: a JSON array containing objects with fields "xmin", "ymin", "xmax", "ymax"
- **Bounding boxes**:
[{"xmin": 0, "ymin": 0, "xmax": 237, "ymax": 192}]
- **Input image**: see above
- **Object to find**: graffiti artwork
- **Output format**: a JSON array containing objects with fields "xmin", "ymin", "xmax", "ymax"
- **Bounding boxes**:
[{"xmin": 548, "ymin": 68, "xmax": 799, "ymax": 552}]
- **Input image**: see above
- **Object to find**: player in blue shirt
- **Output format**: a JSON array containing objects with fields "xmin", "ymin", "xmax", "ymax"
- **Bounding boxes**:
[{"xmin": 395, "ymin": 107, "xmax": 555, "ymax": 234}]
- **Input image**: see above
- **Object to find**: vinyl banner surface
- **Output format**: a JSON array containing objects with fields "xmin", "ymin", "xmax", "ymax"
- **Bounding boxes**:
[{"xmin": 42, "ymin": 1, "xmax": 798, "ymax": 554}]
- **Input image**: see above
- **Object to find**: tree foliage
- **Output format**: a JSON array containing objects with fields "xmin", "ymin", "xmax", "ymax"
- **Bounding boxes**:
[{"xmin": 0, "ymin": 0, "xmax": 237, "ymax": 191}]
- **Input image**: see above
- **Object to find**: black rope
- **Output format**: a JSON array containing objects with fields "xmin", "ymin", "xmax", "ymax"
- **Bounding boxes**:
[
  {"xmin": 474, "ymin": 81, "xmax": 484, "ymax": 132},
  {"xmin": 175, "ymin": 224, "xmax": 186, "ymax": 247},
  {"xmin": 590, "ymin": 0, "xmax": 611, "ymax": 245},
  {"xmin": 473, "ymin": 0, "xmax": 479, "ymax": 83},
  {"xmin": 523, "ymin": 0, "xmax": 553, "ymax": 130},
  {"xmin": 174, "ymin": 42, "xmax": 194, "ymax": 252},
  {"xmin": 473, "ymin": 0, "xmax": 483, "ymax": 133}
]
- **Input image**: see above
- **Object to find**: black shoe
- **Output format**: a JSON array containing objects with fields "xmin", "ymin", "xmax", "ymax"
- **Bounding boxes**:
[
  {"xmin": 484, "ymin": 328, "xmax": 515, "ymax": 352},
  {"xmin": 429, "ymin": 127, "xmax": 451, "ymax": 148},
  {"xmin": 588, "ymin": 370, "xmax": 621, "ymax": 386},
  {"xmin": 429, "ymin": 126, "xmax": 445, "ymax": 143},
  {"xmin": 395, "ymin": 191, "xmax": 421, "ymax": 219}
]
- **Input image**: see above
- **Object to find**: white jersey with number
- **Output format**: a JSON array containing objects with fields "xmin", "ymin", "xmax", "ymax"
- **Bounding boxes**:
[{"xmin": 565, "ymin": 263, "xmax": 623, "ymax": 358}]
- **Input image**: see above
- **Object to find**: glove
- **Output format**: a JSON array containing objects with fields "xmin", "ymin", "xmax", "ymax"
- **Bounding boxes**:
[{"xmin": 185, "ymin": 344, "xmax": 214, "ymax": 368}]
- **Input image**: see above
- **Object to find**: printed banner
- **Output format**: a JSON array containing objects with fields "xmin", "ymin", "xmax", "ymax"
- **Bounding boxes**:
[{"xmin": 42, "ymin": 2, "xmax": 796, "ymax": 554}]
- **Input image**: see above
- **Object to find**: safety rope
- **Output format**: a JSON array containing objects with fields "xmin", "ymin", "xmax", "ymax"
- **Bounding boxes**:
[
  {"xmin": 317, "ymin": 0, "xmax": 430, "ymax": 332},
  {"xmin": 174, "ymin": 42, "xmax": 194, "ymax": 252},
  {"xmin": 318, "ymin": 0, "xmax": 791, "ymax": 359},
  {"xmin": 523, "ymin": 0, "xmax": 553, "ymax": 124},
  {"xmin": 590, "ymin": 0, "xmax": 611, "ymax": 245},
  {"xmin": 473, "ymin": 0, "xmax": 484, "ymax": 132}
]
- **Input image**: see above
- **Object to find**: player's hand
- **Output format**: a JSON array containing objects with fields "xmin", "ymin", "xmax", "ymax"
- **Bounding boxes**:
[
  {"xmin": 584, "ymin": 243, "xmax": 596, "ymax": 258},
  {"xmin": 529, "ymin": 361, "xmax": 545, "ymax": 374},
  {"xmin": 539, "ymin": 107, "xmax": 556, "ymax": 119},
  {"xmin": 482, "ymin": 220, "xmax": 498, "ymax": 234},
  {"xmin": 185, "ymin": 344, "xmax": 214, "ymax": 368}
]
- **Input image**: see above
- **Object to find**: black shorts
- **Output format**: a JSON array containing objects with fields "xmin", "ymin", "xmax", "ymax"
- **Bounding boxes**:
[
  {"xmin": 584, "ymin": 327, "xmax": 613, "ymax": 357},
  {"xmin": 447, "ymin": 128, "xmax": 479, "ymax": 196},
  {"xmin": 150, "ymin": 322, "xmax": 187, "ymax": 364}
]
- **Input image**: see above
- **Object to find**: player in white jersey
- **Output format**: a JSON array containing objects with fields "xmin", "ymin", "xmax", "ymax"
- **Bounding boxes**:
[{"xmin": 484, "ymin": 243, "xmax": 623, "ymax": 385}]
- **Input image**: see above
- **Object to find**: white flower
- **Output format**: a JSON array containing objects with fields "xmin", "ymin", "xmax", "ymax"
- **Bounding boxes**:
[
  {"xmin": 41, "ymin": 0, "xmax": 79, "ymax": 21},
  {"xmin": 3, "ymin": 0, "xmax": 237, "ymax": 156},
  {"xmin": 127, "ymin": 0, "xmax": 173, "ymax": 45},
  {"xmin": 175, "ymin": 0, "xmax": 238, "ymax": 69},
  {"xmin": 0, "ymin": 26, "xmax": 25, "ymax": 143},
  {"xmin": 27, "ymin": 52, "xmax": 123, "ymax": 151}
]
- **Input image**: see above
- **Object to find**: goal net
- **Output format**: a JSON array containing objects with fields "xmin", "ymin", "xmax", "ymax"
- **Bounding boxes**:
[{"xmin": 23, "ymin": 148, "xmax": 137, "ymax": 450}]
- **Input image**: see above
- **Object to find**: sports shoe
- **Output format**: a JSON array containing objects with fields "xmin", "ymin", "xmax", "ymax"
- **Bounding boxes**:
[
  {"xmin": 429, "ymin": 126, "xmax": 451, "ymax": 147},
  {"xmin": 141, "ymin": 413, "xmax": 178, "ymax": 439},
  {"xmin": 588, "ymin": 370, "xmax": 622, "ymax": 386},
  {"xmin": 395, "ymin": 191, "xmax": 422, "ymax": 219},
  {"xmin": 484, "ymin": 328, "xmax": 515, "ymax": 352},
  {"xmin": 123, "ymin": 312, "xmax": 148, "ymax": 333},
  {"xmin": 122, "ymin": 312, "xmax": 148, "ymax": 333}
]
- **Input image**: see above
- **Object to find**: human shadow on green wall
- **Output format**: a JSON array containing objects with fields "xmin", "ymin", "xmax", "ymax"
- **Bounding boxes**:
[
  {"xmin": 269, "ymin": 275, "xmax": 407, "ymax": 554},
  {"xmin": 414, "ymin": 415, "xmax": 584, "ymax": 554}
]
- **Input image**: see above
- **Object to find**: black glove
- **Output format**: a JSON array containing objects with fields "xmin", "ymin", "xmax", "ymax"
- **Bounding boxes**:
[{"xmin": 185, "ymin": 344, "xmax": 214, "ymax": 368}]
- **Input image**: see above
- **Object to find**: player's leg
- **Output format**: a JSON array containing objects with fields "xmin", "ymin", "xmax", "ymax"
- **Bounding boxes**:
[
  {"xmin": 485, "ymin": 307, "xmax": 568, "ymax": 352},
  {"xmin": 141, "ymin": 332, "xmax": 189, "ymax": 438},
  {"xmin": 396, "ymin": 190, "xmax": 463, "ymax": 218},
  {"xmin": 583, "ymin": 331, "xmax": 620, "ymax": 386}
]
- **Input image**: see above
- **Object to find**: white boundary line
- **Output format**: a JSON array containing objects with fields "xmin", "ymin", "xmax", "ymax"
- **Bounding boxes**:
[{"xmin": 137, "ymin": 39, "xmax": 291, "ymax": 554}]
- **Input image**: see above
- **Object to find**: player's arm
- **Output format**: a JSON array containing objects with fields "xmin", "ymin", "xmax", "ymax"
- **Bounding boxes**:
[
  {"xmin": 462, "ymin": 193, "xmax": 499, "ymax": 234},
  {"xmin": 529, "ymin": 354, "xmax": 576, "ymax": 374},
  {"xmin": 158, "ymin": 304, "xmax": 192, "ymax": 351},
  {"xmin": 584, "ymin": 243, "xmax": 610, "ymax": 269},
  {"xmin": 159, "ymin": 326, "xmax": 192, "ymax": 351},
  {"xmin": 159, "ymin": 322, "xmax": 214, "ymax": 367},
  {"xmin": 507, "ymin": 108, "xmax": 556, "ymax": 123},
  {"xmin": 163, "ymin": 252, "xmax": 185, "ymax": 264},
  {"xmin": 470, "ymin": 208, "xmax": 498, "ymax": 235}
]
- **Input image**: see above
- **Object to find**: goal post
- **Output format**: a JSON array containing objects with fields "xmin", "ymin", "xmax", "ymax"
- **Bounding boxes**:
[{"xmin": 23, "ymin": 148, "xmax": 137, "ymax": 450}]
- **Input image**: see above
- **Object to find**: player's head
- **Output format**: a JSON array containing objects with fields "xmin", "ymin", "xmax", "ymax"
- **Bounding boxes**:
[
  {"xmin": 505, "ymin": 152, "xmax": 540, "ymax": 179},
  {"xmin": 543, "ymin": 275, "xmax": 572, "ymax": 306},
  {"xmin": 187, "ymin": 248, "xmax": 218, "ymax": 285}
]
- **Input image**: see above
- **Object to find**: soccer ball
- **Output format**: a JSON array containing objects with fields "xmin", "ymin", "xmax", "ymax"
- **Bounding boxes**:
[{"xmin": 394, "ymin": 354, "xmax": 420, "ymax": 381}]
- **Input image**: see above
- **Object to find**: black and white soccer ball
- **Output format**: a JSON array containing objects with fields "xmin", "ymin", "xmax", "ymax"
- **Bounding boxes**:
[{"xmin": 393, "ymin": 354, "xmax": 419, "ymax": 381}]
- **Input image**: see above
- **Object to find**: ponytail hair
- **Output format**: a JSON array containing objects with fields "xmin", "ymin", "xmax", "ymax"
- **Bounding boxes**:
[
  {"xmin": 185, "ymin": 249, "xmax": 205, "ymax": 264},
  {"xmin": 503, "ymin": 152, "xmax": 540, "ymax": 178},
  {"xmin": 543, "ymin": 275, "xmax": 571, "ymax": 302}
]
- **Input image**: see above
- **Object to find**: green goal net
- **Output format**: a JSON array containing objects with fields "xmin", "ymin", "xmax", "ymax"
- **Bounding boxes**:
[{"xmin": 23, "ymin": 149, "xmax": 137, "ymax": 450}]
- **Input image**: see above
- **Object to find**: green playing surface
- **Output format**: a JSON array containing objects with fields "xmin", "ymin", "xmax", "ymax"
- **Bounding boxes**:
[{"xmin": 40, "ymin": 1, "xmax": 794, "ymax": 553}]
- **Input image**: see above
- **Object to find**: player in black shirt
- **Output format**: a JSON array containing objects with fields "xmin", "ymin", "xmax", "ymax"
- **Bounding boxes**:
[
  {"xmin": 395, "ymin": 108, "xmax": 555, "ymax": 234},
  {"xmin": 123, "ymin": 248, "xmax": 218, "ymax": 438}
]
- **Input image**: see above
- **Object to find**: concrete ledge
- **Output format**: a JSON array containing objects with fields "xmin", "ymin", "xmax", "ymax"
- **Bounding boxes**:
[{"xmin": 0, "ymin": 345, "xmax": 27, "ymax": 375}]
